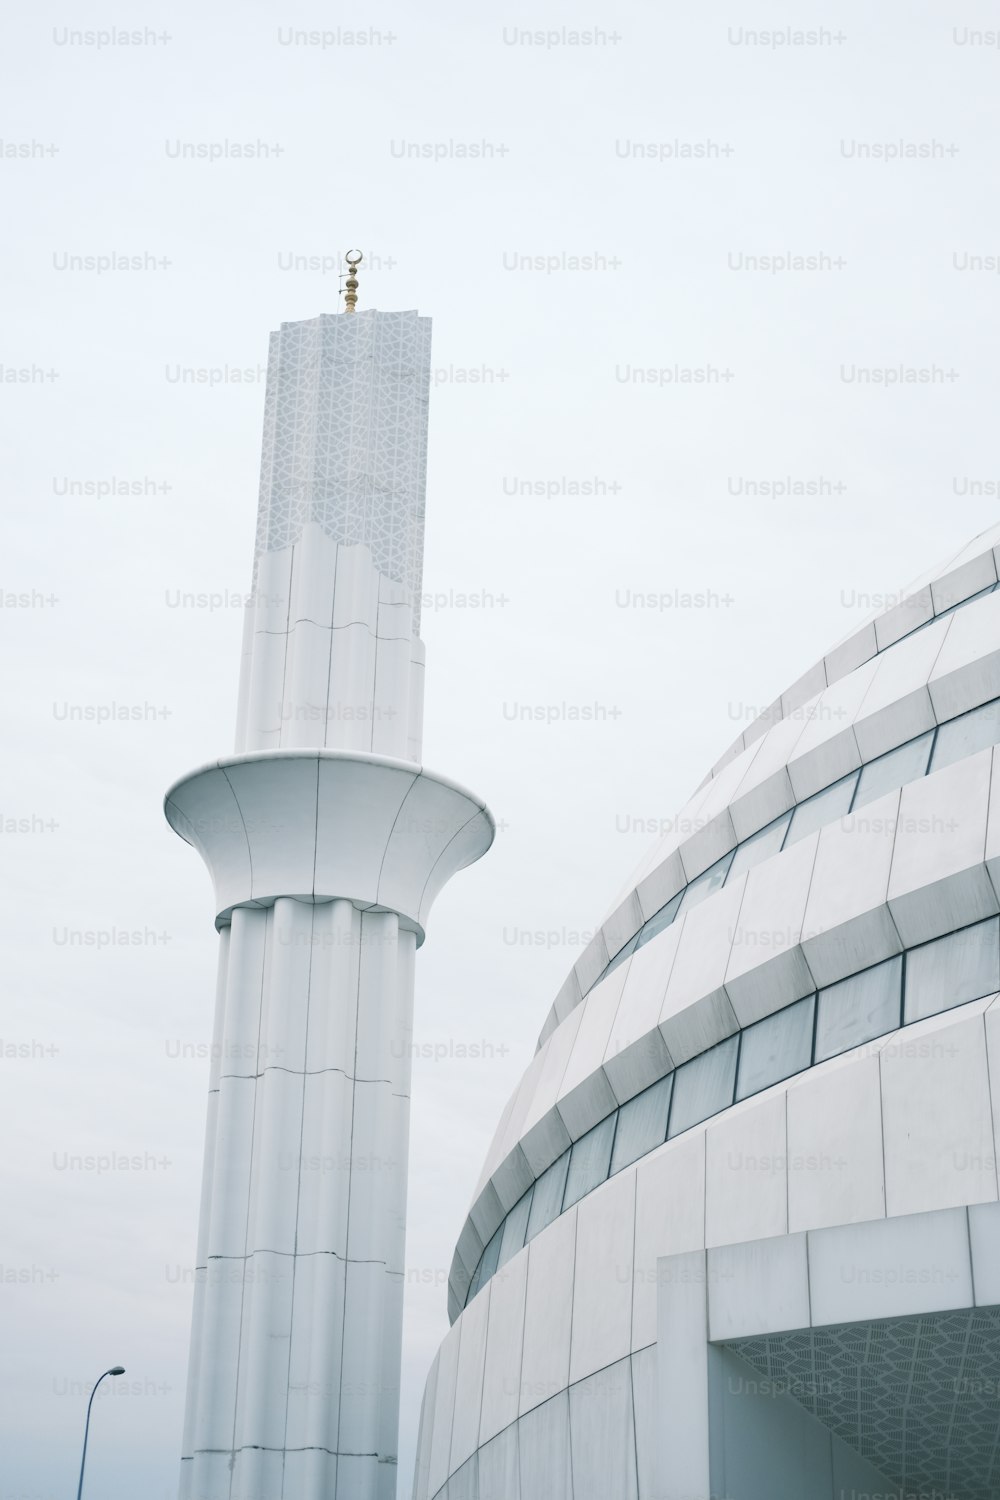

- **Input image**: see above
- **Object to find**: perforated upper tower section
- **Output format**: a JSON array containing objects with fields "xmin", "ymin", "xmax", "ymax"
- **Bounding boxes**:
[{"xmin": 254, "ymin": 308, "xmax": 432, "ymax": 633}]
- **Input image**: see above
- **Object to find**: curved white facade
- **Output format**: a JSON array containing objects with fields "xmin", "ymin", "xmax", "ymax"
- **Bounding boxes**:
[{"xmin": 414, "ymin": 525, "xmax": 1000, "ymax": 1500}]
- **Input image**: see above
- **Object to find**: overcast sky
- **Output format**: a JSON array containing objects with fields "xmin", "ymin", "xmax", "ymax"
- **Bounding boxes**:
[{"xmin": 4, "ymin": 0, "xmax": 1000, "ymax": 1495}]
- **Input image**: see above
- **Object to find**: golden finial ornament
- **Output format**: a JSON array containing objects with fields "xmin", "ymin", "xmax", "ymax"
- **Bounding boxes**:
[{"xmin": 343, "ymin": 249, "xmax": 363, "ymax": 312}]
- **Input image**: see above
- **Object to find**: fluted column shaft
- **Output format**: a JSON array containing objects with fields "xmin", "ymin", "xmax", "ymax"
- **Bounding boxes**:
[{"xmin": 179, "ymin": 897, "xmax": 416, "ymax": 1499}]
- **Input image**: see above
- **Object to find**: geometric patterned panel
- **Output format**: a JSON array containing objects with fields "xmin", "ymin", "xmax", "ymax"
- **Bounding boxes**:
[
  {"xmin": 255, "ymin": 309, "xmax": 431, "ymax": 632},
  {"xmin": 727, "ymin": 1307, "xmax": 1000, "ymax": 1500}
]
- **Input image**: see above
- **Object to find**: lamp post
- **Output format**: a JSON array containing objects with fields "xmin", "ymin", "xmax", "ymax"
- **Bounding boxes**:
[{"xmin": 75, "ymin": 1365, "xmax": 125, "ymax": 1500}]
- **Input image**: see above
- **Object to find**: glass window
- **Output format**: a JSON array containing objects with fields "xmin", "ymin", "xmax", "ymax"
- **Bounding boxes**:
[
  {"xmin": 726, "ymin": 812, "xmax": 792, "ymax": 881},
  {"xmin": 904, "ymin": 917, "xmax": 1000, "ymax": 1024},
  {"xmin": 784, "ymin": 773, "xmax": 859, "ymax": 847},
  {"xmin": 525, "ymin": 1150, "xmax": 570, "ymax": 1242},
  {"xmin": 814, "ymin": 956, "xmax": 902, "ymax": 1062},
  {"xmin": 668, "ymin": 1035, "xmax": 739, "ymax": 1137},
  {"xmin": 634, "ymin": 889, "xmax": 683, "ymax": 951},
  {"xmin": 676, "ymin": 850, "xmax": 736, "ymax": 916},
  {"xmin": 466, "ymin": 1258, "xmax": 484, "ymax": 1305},
  {"xmin": 469, "ymin": 1222, "xmax": 503, "ymax": 1303},
  {"xmin": 496, "ymin": 1187, "xmax": 533, "ymax": 1269},
  {"xmin": 563, "ymin": 1113, "xmax": 617, "ymax": 1209},
  {"xmin": 604, "ymin": 932, "xmax": 639, "ymax": 978},
  {"xmin": 930, "ymin": 699, "xmax": 1000, "ymax": 773},
  {"xmin": 736, "ymin": 995, "xmax": 815, "ymax": 1101},
  {"xmin": 610, "ymin": 1075, "xmax": 673, "ymax": 1174},
  {"xmin": 852, "ymin": 731, "xmax": 934, "ymax": 811}
]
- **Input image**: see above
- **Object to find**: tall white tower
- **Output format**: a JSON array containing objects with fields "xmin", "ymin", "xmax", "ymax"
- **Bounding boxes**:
[{"xmin": 165, "ymin": 293, "xmax": 494, "ymax": 1500}]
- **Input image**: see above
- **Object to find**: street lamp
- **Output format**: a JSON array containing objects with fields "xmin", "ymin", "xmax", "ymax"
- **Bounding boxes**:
[{"xmin": 75, "ymin": 1365, "xmax": 125, "ymax": 1500}]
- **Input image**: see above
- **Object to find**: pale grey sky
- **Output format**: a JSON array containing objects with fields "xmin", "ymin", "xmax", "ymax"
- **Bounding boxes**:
[{"xmin": 4, "ymin": 0, "xmax": 1000, "ymax": 1494}]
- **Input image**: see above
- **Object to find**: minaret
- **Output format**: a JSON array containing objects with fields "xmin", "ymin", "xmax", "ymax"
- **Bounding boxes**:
[{"xmin": 165, "ymin": 261, "xmax": 494, "ymax": 1500}]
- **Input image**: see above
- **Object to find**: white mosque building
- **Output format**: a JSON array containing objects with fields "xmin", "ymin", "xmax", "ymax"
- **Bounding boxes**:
[
  {"xmin": 412, "ymin": 526, "xmax": 1000, "ymax": 1500},
  {"xmin": 165, "ymin": 273, "xmax": 1000, "ymax": 1500}
]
